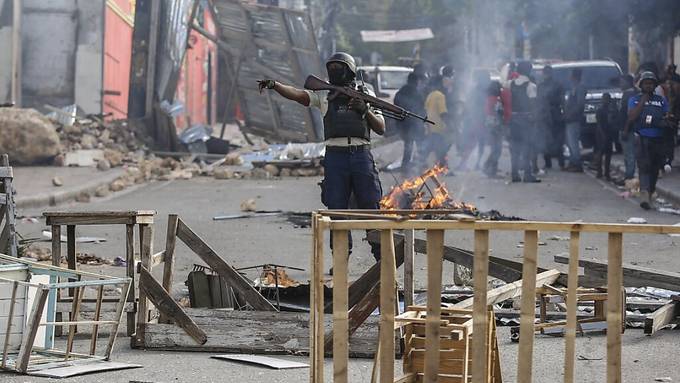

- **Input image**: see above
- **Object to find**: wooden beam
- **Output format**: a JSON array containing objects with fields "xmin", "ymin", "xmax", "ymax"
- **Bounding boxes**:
[
  {"xmin": 403, "ymin": 229, "xmax": 415, "ymax": 307},
  {"xmin": 15, "ymin": 287, "xmax": 49, "ymax": 373},
  {"xmin": 324, "ymin": 282, "xmax": 380, "ymax": 353},
  {"xmin": 517, "ymin": 230, "xmax": 539, "ymax": 383},
  {"xmin": 471, "ymin": 229, "xmax": 489, "ymax": 383},
  {"xmin": 607, "ymin": 233, "xmax": 623, "ymax": 383},
  {"xmin": 125, "ymin": 224, "xmax": 136, "ymax": 337},
  {"xmin": 175, "ymin": 219, "xmax": 275, "ymax": 311},
  {"xmin": 553, "ymin": 254, "xmax": 680, "ymax": 292},
  {"xmin": 1, "ymin": 281, "xmax": 18, "ymax": 368},
  {"xmin": 644, "ymin": 301, "xmax": 678, "ymax": 335},
  {"xmin": 453, "ymin": 269, "xmax": 561, "ymax": 310},
  {"xmin": 564, "ymin": 231, "xmax": 580, "ymax": 383},
  {"xmin": 379, "ymin": 229, "xmax": 396, "ymax": 383},
  {"xmin": 332, "ymin": 230, "xmax": 349, "ymax": 383},
  {"xmin": 160, "ymin": 214, "xmax": 179, "ymax": 324},
  {"xmin": 139, "ymin": 266, "xmax": 207, "ymax": 345},
  {"xmin": 424, "ymin": 230, "xmax": 444, "ymax": 383}
]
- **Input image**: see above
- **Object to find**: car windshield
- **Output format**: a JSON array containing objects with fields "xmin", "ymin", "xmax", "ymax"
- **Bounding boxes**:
[
  {"xmin": 551, "ymin": 66, "xmax": 621, "ymax": 90},
  {"xmin": 378, "ymin": 71, "xmax": 410, "ymax": 90}
]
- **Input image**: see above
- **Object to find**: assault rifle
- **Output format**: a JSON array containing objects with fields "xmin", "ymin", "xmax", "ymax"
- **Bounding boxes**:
[{"xmin": 304, "ymin": 75, "xmax": 434, "ymax": 125}]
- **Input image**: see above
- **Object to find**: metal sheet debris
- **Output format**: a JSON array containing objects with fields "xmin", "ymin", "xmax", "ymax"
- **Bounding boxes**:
[{"xmin": 211, "ymin": 354, "xmax": 309, "ymax": 369}]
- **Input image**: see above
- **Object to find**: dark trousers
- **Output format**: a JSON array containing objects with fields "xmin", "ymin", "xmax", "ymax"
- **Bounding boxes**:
[
  {"xmin": 595, "ymin": 129, "xmax": 614, "ymax": 178},
  {"xmin": 544, "ymin": 118, "xmax": 565, "ymax": 168},
  {"xmin": 510, "ymin": 114, "xmax": 534, "ymax": 179},
  {"xmin": 400, "ymin": 126, "xmax": 421, "ymax": 169},
  {"xmin": 421, "ymin": 132, "xmax": 451, "ymax": 168},
  {"xmin": 635, "ymin": 135, "xmax": 666, "ymax": 194},
  {"xmin": 483, "ymin": 126, "xmax": 504, "ymax": 176},
  {"xmin": 322, "ymin": 149, "xmax": 382, "ymax": 260}
]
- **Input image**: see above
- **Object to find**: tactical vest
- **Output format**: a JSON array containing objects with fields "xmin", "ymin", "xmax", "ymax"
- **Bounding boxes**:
[
  {"xmin": 323, "ymin": 93, "xmax": 371, "ymax": 141},
  {"xmin": 511, "ymin": 81, "xmax": 531, "ymax": 113},
  {"xmin": 635, "ymin": 94, "xmax": 667, "ymax": 137}
]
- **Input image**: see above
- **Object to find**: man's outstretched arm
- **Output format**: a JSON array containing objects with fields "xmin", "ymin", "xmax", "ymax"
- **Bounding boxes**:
[{"xmin": 258, "ymin": 80, "xmax": 310, "ymax": 106}]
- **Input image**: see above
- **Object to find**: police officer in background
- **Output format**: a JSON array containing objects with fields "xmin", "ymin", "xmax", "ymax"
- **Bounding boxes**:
[
  {"xmin": 509, "ymin": 61, "xmax": 540, "ymax": 182},
  {"xmin": 624, "ymin": 71, "xmax": 670, "ymax": 210},
  {"xmin": 258, "ymin": 52, "xmax": 385, "ymax": 266}
]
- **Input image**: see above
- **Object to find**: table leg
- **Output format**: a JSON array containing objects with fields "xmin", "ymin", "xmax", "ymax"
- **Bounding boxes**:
[
  {"xmin": 50, "ymin": 225, "xmax": 61, "ymax": 339},
  {"xmin": 134, "ymin": 223, "xmax": 153, "ymax": 347},
  {"xmin": 126, "ymin": 224, "xmax": 136, "ymax": 337},
  {"xmin": 66, "ymin": 225, "xmax": 76, "ymax": 297}
]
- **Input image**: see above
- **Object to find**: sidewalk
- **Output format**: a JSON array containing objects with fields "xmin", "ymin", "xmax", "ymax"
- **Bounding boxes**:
[
  {"xmin": 12, "ymin": 166, "xmax": 125, "ymax": 209},
  {"xmin": 609, "ymin": 146, "xmax": 680, "ymax": 205}
]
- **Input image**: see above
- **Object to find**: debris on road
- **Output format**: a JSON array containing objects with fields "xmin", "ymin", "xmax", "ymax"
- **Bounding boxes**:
[
  {"xmin": 211, "ymin": 354, "xmax": 308, "ymax": 369},
  {"xmin": 52, "ymin": 176, "xmax": 63, "ymax": 187},
  {"xmin": 41, "ymin": 230, "xmax": 107, "ymax": 243},
  {"xmin": 627, "ymin": 217, "xmax": 648, "ymax": 224},
  {"xmin": 240, "ymin": 198, "xmax": 257, "ymax": 212}
]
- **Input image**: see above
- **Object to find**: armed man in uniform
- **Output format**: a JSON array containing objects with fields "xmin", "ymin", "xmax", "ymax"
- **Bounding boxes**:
[{"xmin": 258, "ymin": 52, "xmax": 385, "ymax": 267}]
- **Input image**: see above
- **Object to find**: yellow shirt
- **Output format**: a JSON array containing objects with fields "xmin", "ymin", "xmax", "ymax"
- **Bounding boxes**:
[{"xmin": 425, "ymin": 90, "xmax": 448, "ymax": 133}]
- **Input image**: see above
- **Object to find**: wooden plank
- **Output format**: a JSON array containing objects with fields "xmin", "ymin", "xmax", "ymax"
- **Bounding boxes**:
[
  {"xmin": 0, "ymin": 156, "xmax": 16, "ymax": 258},
  {"xmin": 404, "ymin": 229, "xmax": 415, "ymax": 307},
  {"xmin": 517, "ymin": 230, "xmax": 538, "ymax": 383},
  {"xmin": 1, "ymin": 281, "xmax": 18, "ymax": 368},
  {"xmin": 471, "ymin": 229, "xmax": 489, "ymax": 383},
  {"xmin": 65, "ymin": 286, "xmax": 84, "ymax": 360},
  {"xmin": 49, "ymin": 225, "xmax": 61, "ymax": 340},
  {"xmin": 564, "ymin": 231, "xmax": 580, "ymax": 383},
  {"xmin": 105, "ymin": 281, "xmax": 130, "ymax": 360},
  {"xmin": 175, "ymin": 219, "xmax": 276, "ymax": 311},
  {"xmin": 332, "ymin": 230, "xmax": 349, "ymax": 383},
  {"xmin": 310, "ymin": 214, "xmax": 318, "ymax": 383},
  {"xmin": 139, "ymin": 266, "xmax": 207, "ymax": 345},
  {"xmin": 89, "ymin": 285, "xmax": 104, "ymax": 355},
  {"xmin": 325, "ymin": 282, "xmax": 380, "ymax": 353},
  {"xmin": 125, "ymin": 224, "xmax": 136, "ymax": 337},
  {"xmin": 379, "ymin": 229, "xmax": 396, "ymax": 383},
  {"xmin": 66, "ymin": 225, "xmax": 76, "ymax": 297},
  {"xmin": 327, "ymin": 219, "xmax": 680, "ymax": 235},
  {"xmin": 15, "ymin": 287, "xmax": 49, "ymax": 373},
  {"xmin": 607, "ymin": 232, "xmax": 623, "ymax": 383},
  {"xmin": 644, "ymin": 301, "xmax": 678, "ymax": 335},
  {"xmin": 160, "ymin": 214, "xmax": 179, "ymax": 323},
  {"xmin": 424, "ymin": 230, "xmax": 444, "ymax": 383},
  {"xmin": 553, "ymin": 254, "xmax": 680, "ymax": 292},
  {"xmin": 134, "ymin": 223, "xmax": 153, "ymax": 346},
  {"xmin": 453, "ymin": 270, "xmax": 561, "ymax": 310},
  {"xmin": 143, "ymin": 309, "xmax": 382, "ymax": 357}
]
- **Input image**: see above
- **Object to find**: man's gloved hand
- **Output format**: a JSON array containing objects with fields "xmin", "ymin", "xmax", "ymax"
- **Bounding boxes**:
[
  {"xmin": 349, "ymin": 97, "xmax": 369, "ymax": 116},
  {"xmin": 257, "ymin": 79, "xmax": 276, "ymax": 94}
]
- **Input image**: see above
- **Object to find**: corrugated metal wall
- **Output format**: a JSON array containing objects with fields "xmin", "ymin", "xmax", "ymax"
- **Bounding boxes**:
[{"xmin": 103, "ymin": 0, "xmax": 134, "ymax": 119}]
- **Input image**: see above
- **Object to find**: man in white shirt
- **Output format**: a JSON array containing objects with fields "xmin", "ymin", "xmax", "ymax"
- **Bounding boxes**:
[{"xmin": 258, "ymin": 52, "xmax": 386, "ymax": 265}]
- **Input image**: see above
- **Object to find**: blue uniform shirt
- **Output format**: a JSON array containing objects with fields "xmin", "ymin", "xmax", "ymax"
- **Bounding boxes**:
[{"xmin": 628, "ymin": 93, "xmax": 669, "ymax": 137}]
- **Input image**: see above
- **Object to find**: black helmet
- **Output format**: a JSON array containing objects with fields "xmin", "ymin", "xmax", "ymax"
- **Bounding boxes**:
[
  {"xmin": 638, "ymin": 71, "xmax": 658, "ymax": 86},
  {"xmin": 326, "ymin": 52, "xmax": 357, "ymax": 76}
]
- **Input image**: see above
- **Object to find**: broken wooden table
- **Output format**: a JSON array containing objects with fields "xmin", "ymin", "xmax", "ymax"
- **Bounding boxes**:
[{"xmin": 42, "ymin": 211, "xmax": 156, "ymax": 338}]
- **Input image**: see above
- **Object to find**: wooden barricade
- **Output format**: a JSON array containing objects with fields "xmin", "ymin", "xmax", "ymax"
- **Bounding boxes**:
[
  {"xmin": 0, "ymin": 154, "xmax": 17, "ymax": 258},
  {"xmin": 309, "ymin": 211, "xmax": 680, "ymax": 383},
  {"xmin": 0, "ymin": 253, "xmax": 130, "ymax": 374}
]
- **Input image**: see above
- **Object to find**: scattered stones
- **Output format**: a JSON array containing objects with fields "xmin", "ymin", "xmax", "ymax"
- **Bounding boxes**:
[
  {"xmin": 109, "ymin": 178, "xmax": 126, "ymax": 192},
  {"xmin": 79, "ymin": 133, "xmax": 97, "ymax": 149},
  {"xmin": 52, "ymin": 177, "xmax": 63, "ymax": 187},
  {"xmin": 75, "ymin": 191, "xmax": 91, "ymax": 203},
  {"xmin": 263, "ymin": 164, "xmax": 280, "ymax": 177},
  {"xmin": 213, "ymin": 167, "xmax": 234, "ymax": 180},
  {"xmin": 103, "ymin": 149, "xmax": 124, "ymax": 167},
  {"xmin": 279, "ymin": 168, "xmax": 292, "ymax": 177},
  {"xmin": 94, "ymin": 185, "xmax": 111, "ymax": 198},
  {"xmin": 24, "ymin": 246, "xmax": 52, "ymax": 261},
  {"xmin": 96, "ymin": 159, "xmax": 111, "ymax": 171},
  {"xmin": 251, "ymin": 167, "xmax": 271, "ymax": 179},
  {"xmin": 240, "ymin": 198, "xmax": 257, "ymax": 212},
  {"xmin": 52, "ymin": 153, "xmax": 65, "ymax": 167},
  {"xmin": 224, "ymin": 152, "xmax": 244, "ymax": 166}
]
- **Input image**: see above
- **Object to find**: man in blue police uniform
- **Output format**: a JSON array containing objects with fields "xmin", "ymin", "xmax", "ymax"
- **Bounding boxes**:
[
  {"xmin": 258, "ymin": 52, "xmax": 385, "ymax": 266},
  {"xmin": 624, "ymin": 71, "xmax": 670, "ymax": 210}
]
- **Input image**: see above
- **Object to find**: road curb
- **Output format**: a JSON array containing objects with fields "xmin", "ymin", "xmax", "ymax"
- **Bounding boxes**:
[{"xmin": 15, "ymin": 169, "xmax": 125, "ymax": 210}]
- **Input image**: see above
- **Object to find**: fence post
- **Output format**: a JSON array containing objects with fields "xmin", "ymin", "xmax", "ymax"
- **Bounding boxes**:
[
  {"xmin": 332, "ymin": 230, "xmax": 349, "ymax": 383},
  {"xmin": 607, "ymin": 232, "xmax": 623, "ymax": 383},
  {"xmin": 471, "ymin": 229, "xmax": 490, "ymax": 383},
  {"xmin": 564, "ymin": 231, "xmax": 580, "ymax": 383},
  {"xmin": 379, "ymin": 229, "xmax": 396, "ymax": 383},
  {"xmin": 424, "ymin": 230, "xmax": 444, "ymax": 383}
]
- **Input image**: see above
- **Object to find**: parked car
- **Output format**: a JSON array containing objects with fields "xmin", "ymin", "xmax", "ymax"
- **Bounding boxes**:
[
  {"xmin": 357, "ymin": 66, "xmax": 413, "ymax": 103},
  {"xmin": 532, "ymin": 60, "xmax": 623, "ymax": 148}
]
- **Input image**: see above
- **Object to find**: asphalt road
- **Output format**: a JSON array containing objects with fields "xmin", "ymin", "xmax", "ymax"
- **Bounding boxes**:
[{"xmin": 6, "ymin": 147, "xmax": 680, "ymax": 382}]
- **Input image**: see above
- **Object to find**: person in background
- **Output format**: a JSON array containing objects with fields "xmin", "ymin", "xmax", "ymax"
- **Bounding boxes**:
[
  {"xmin": 538, "ymin": 65, "xmax": 565, "ymax": 170},
  {"xmin": 664, "ymin": 73, "xmax": 680, "ymax": 170},
  {"xmin": 624, "ymin": 71, "xmax": 670, "ymax": 210},
  {"xmin": 422, "ymin": 74, "xmax": 454, "ymax": 170},
  {"xmin": 509, "ymin": 61, "xmax": 540, "ymax": 182},
  {"xmin": 393, "ymin": 73, "xmax": 425, "ymax": 171},
  {"xmin": 564, "ymin": 68, "xmax": 586, "ymax": 172},
  {"xmin": 457, "ymin": 70, "xmax": 489, "ymax": 171},
  {"xmin": 594, "ymin": 93, "xmax": 618, "ymax": 179},
  {"xmin": 618, "ymin": 74, "xmax": 638, "ymax": 183},
  {"xmin": 482, "ymin": 80, "xmax": 507, "ymax": 178}
]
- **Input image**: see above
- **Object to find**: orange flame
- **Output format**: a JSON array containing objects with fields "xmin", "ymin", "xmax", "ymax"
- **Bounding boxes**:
[{"xmin": 380, "ymin": 164, "xmax": 477, "ymax": 212}]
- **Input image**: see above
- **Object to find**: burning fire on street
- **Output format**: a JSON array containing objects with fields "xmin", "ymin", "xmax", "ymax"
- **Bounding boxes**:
[{"xmin": 380, "ymin": 164, "xmax": 522, "ymax": 221}]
